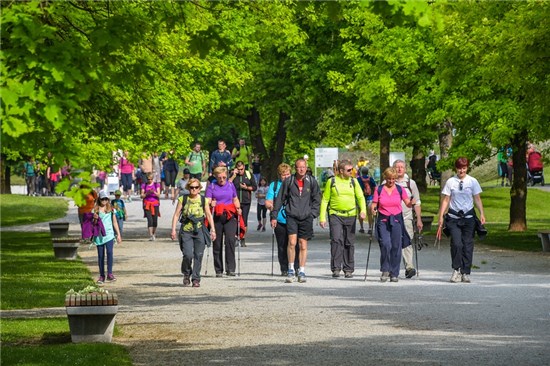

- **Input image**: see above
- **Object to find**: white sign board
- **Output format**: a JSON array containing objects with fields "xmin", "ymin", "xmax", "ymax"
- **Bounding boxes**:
[
  {"xmin": 389, "ymin": 152, "xmax": 406, "ymax": 167},
  {"xmin": 315, "ymin": 148, "xmax": 339, "ymax": 168}
]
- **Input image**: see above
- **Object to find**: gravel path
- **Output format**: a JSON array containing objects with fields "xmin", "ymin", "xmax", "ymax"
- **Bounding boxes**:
[{"xmin": 3, "ymin": 194, "xmax": 550, "ymax": 365}]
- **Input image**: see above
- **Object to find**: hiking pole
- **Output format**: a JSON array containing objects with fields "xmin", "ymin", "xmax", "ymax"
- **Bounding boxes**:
[
  {"xmin": 364, "ymin": 211, "xmax": 377, "ymax": 281},
  {"xmin": 237, "ymin": 213, "xmax": 241, "ymax": 277},
  {"xmin": 204, "ymin": 246, "xmax": 210, "ymax": 276},
  {"xmin": 271, "ymin": 228, "xmax": 275, "ymax": 276},
  {"xmin": 414, "ymin": 230, "xmax": 420, "ymax": 277}
]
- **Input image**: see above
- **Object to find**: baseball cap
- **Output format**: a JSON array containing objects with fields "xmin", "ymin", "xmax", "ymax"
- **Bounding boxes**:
[
  {"xmin": 114, "ymin": 190, "xmax": 122, "ymax": 196},
  {"xmin": 183, "ymin": 168, "xmax": 190, "ymax": 175},
  {"xmin": 99, "ymin": 191, "xmax": 109, "ymax": 199}
]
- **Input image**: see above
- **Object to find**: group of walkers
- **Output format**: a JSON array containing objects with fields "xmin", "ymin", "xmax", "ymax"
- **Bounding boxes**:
[
  {"xmin": 78, "ymin": 143, "xmax": 486, "ymax": 290},
  {"xmin": 22, "ymin": 153, "xmax": 71, "ymax": 197}
]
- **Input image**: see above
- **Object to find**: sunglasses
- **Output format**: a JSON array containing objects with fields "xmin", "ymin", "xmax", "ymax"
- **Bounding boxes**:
[
  {"xmin": 189, "ymin": 186, "xmax": 200, "ymax": 190},
  {"xmin": 101, "ymin": 198, "xmax": 109, "ymax": 201},
  {"xmin": 459, "ymin": 181, "xmax": 463, "ymax": 191},
  {"xmin": 346, "ymin": 168, "xmax": 353, "ymax": 172}
]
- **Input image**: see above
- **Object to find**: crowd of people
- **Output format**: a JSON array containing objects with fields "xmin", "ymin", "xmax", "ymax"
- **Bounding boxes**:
[{"xmin": 22, "ymin": 140, "xmax": 498, "ymax": 288}]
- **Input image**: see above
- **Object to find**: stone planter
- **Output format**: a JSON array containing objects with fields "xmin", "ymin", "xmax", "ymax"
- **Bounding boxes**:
[
  {"xmin": 421, "ymin": 216, "xmax": 434, "ymax": 232},
  {"xmin": 52, "ymin": 236, "xmax": 81, "ymax": 260},
  {"xmin": 49, "ymin": 222, "xmax": 70, "ymax": 238},
  {"xmin": 65, "ymin": 293, "xmax": 118, "ymax": 343}
]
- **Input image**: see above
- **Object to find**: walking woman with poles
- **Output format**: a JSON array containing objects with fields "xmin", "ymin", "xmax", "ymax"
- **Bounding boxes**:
[
  {"xmin": 206, "ymin": 167, "xmax": 242, "ymax": 277},
  {"xmin": 370, "ymin": 167, "xmax": 416, "ymax": 282}
]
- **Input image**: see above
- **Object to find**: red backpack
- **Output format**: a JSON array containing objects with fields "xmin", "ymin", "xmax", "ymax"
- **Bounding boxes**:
[{"xmin": 360, "ymin": 176, "xmax": 372, "ymax": 196}]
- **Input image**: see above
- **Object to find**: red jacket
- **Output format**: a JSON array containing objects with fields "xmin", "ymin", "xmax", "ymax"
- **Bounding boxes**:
[{"xmin": 213, "ymin": 203, "xmax": 246, "ymax": 239}]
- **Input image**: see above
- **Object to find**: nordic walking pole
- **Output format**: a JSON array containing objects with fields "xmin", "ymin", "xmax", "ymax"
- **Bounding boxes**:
[
  {"xmin": 204, "ymin": 245, "xmax": 210, "ymax": 276},
  {"xmin": 271, "ymin": 228, "xmax": 275, "ymax": 276},
  {"xmin": 364, "ymin": 211, "xmax": 377, "ymax": 281},
  {"xmin": 237, "ymin": 213, "xmax": 241, "ymax": 277},
  {"xmin": 414, "ymin": 230, "xmax": 420, "ymax": 277}
]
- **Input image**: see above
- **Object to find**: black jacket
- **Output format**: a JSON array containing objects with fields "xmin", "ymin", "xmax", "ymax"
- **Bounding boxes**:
[{"xmin": 271, "ymin": 175, "xmax": 321, "ymax": 221}]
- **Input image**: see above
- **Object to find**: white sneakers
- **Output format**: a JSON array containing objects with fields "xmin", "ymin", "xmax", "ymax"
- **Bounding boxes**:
[{"xmin": 450, "ymin": 269, "xmax": 461, "ymax": 283}]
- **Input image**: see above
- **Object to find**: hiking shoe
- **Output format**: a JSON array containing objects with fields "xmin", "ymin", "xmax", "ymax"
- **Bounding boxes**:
[
  {"xmin": 367, "ymin": 229, "xmax": 372, "ymax": 235},
  {"xmin": 107, "ymin": 274, "xmax": 117, "ymax": 282},
  {"xmin": 286, "ymin": 269, "xmax": 295, "ymax": 283},
  {"xmin": 359, "ymin": 228, "xmax": 365, "ymax": 234},
  {"xmin": 215, "ymin": 273, "xmax": 223, "ymax": 278},
  {"xmin": 405, "ymin": 268, "xmax": 417, "ymax": 279},
  {"xmin": 281, "ymin": 270, "xmax": 288, "ymax": 277},
  {"xmin": 461, "ymin": 274, "xmax": 471, "ymax": 283},
  {"xmin": 450, "ymin": 269, "xmax": 461, "ymax": 283},
  {"xmin": 390, "ymin": 277, "xmax": 399, "ymax": 282},
  {"xmin": 192, "ymin": 280, "xmax": 200, "ymax": 288},
  {"xmin": 332, "ymin": 270, "xmax": 341, "ymax": 278},
  {"xmin": 239, "ymin": 239, "xmax": 246, "ymax": 247},
  {"xmin": 298, "ymin": 272, "xmax": 307, "ymax": 283},
  {"xmin": 96, "ymin": 276, "xmax": 105, "ymax": 285},
  {"xmin": 380, "ymin": 272, "xmax": 390, "ymax": 282},
  {"xmin": 183, "ymin": 274, "xmax": 191, "ymax": 286},
  {"xmin": 226, "ymin": 271, "xmax": 236, "ymax": 277},
  {"xmin": 344, "ymin": 272, "xmax": 353, "ymax": 279},
  {"xmin": 257, "ymin": 224, "xmax": 262, "ymax": 231},
  {"xmin": 262, "ymin": 226, "xmax": 266, "ymax": 232}
]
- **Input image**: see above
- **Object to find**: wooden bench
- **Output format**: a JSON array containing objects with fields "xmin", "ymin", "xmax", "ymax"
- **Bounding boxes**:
[
  {"xmin": 538, "ymin": 230, "xmax": 550, "ymax": 252},
  {"xmin": 65, "ymin": 293, "xmax": 118, "ymax": 307},
  {"xmin": 65, "ymin": 293, "xmax": 119, "ymax": 343}
]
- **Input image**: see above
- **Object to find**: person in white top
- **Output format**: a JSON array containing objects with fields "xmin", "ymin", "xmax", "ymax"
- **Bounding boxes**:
[{"xmin": 437, "ymin": 157, "xmax": 486, "ymax": 283}]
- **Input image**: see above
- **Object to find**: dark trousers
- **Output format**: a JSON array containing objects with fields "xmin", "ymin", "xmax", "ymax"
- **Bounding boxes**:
[
  {"xmin": 275, "ymin": 223, "xmax": 299, "ymax": 273},
  {"xmin": 96, "ymin": 240, "xmax": 114, "ymax": 277},
  {"xmin": 377, "ymin": 217, "xmax": 402, "ymax": 277},
  {"xmin": 180, "ymin": 230, "xmax": 206, "ymax": 281},
  {"xmin": 329, "ymin": 215, "xmax": 356, "ymax": 273},
  {"xmin": 145, "ymin": 208, "xmax": 159, "ymax": 228},
  {"xmin": 213, "ymin": 215, "xmax": 237, "ymax": 274},
  {"xmin": 257, "ymin": 204, "xmax": 267, "ymax": 221},
  {"xmin": 446, "ymin": 216, "xmax": 475, "ymax": 274},
  {"xmin": 241, "ymin": 202, "xmax": 251, "ymax": 227}
]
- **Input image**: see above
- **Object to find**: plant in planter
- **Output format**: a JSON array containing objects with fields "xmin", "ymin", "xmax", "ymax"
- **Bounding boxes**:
[{"xmin": 65, "ymin": 285, "xmax": 119, "ymax": 343}]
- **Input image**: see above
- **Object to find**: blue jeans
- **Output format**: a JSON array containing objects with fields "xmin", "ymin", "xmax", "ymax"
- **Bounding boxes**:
[
  {"xmin": 96, "ymin": 239, "xmax": 114, "ymax": 277},
  {"xmin": 377, "ymin": 216, "xmax": 403, "ymax": 277}
]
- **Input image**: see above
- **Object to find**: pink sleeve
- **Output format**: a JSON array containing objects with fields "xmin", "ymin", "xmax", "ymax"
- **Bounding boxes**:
[{"xmin": 372, "ymin": 189, "xmax": 379, "ymax": 204}]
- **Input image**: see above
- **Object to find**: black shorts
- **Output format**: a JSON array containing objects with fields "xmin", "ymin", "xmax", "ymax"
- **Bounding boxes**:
[{"xmin": 286, "ymin": 216, "xmax": 314, "ymax": 240}]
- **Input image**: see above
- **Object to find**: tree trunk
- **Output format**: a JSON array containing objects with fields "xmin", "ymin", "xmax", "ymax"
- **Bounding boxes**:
[
  {"xmin": 410, "ymin": 145, "xmax": 427, "ymax": 193},
  {"xmin": 379, "ymin": 129, "xmax": 390, "ymax": 174},
  {"xmin": 0, "ymin": 154, "xmax": 13, "ymax": 194},
  {"xmin": 508, "ymin": 130, "xmax": 528, "ymax": 231},
  {"xmin": 438, "ymin": 118, "xmax": 453, "ymax": 188},
  {"xmin": 251, "ymin": 109, "xmax": 288, "ymax": 183}
]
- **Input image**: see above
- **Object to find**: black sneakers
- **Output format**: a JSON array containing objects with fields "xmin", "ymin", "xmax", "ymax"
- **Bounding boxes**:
[{"xmin": 405, "ymin": 268, "xmax": 417, "ymax": 278}]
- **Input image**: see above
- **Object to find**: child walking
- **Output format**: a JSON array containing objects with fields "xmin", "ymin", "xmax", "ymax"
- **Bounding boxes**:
[
  {"xmin": 111, "ymin": 190, "xmax": 127, "ymax": 235},
  {"xmin": 256, "ymin": 177, "xmax": 268, "ymax": 232},
  {"xmin": 94, "ymin": 191, "xmax": 122, "ymax": 284}
]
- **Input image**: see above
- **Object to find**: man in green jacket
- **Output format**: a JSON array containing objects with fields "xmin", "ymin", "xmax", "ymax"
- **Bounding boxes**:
[{"xmin": 320, "ymin": 160, "xmax": 367, "ymax": 278}]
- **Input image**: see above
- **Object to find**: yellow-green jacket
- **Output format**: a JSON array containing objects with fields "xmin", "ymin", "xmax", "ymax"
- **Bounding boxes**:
[{"xmin": 319, "ymin": 176, "xmax": 367, "ymax": 222}]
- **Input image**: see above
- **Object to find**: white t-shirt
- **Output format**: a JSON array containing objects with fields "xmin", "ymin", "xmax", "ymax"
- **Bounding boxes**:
[{"xmin": 442, "ymin": 174, "xmax": 482, "ymax": 214}]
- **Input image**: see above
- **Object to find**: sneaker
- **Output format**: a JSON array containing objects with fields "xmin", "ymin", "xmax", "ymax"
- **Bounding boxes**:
[
  {"xmin": 257, "ymin": 224, "xmax": 262, "ymax": 231},
  {"xmin": 380, "ymin": 272, "xmax": 390, "ymax": 282},
  {"xmin": 149, "ymin": 235, "xmax": 154, "ymax": 241},
  {"xmin": 359, "ymin": 228, "xmax": 365, "ymax": 234},
  {"xmin": 344, "ymin": 272, "xmax": 353, "ymax": 279},
  {"xmin": 183, "ymin": 274, "xmax": 191, "ymax": 286},
  {"xmin": 226, "ymin": 271, "xmax": 236, "ymax": 277},
  {"xmin": 461, "ymin": 274, "xmax": 471, "ymax": 283},
  {"xmin": 215, "ymin": 273, "xmax": 223, "ymax": 278},
  {"xmin": 450, "ymin": 269, "xmax": 461, "ymax": 283},
  {"xmin": 238, "ymin": 239, "xmax": 246, "ymax": 247},
  {"xmin": 286, "ymin": 269, "xmax": 295, "ymax": 283},
  {"xmin": 298, "ymin": 271, "xmax": 307, "ymax": 283},
  {"xmin": 96, "ymin": 276, "xmax": 105, "ymax": 285},
  {"xmin": 367, "ymin": 229, "xmax": 372, "ymax": 235},
  {"xmin": 106, "ymin": 274, "xmax": 117, "ymax": 282},
  {"xmin": 332, "ymin": 270, "xmax": 341, "ymax": 278},
  {"xmin": 405, "ymin": 268, "xmax": 417, "ymax": 279},
  {"xmin": 192, "ymin": 280, "xmax": 200, "ymax": 288},
  {"xmin": 390, "ymin": 277, "xmax": 399, "ymax": 282},
  {"xmin": 262, "ymin": 226, "xmax": 266, "ymax": 232},
  {"xmin": 281, "ymin": 270, "xmax": 288, "ymax": 277}
]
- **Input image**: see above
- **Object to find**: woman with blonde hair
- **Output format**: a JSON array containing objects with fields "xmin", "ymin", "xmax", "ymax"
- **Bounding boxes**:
[
  {"xmin": 93, "ymin": 191, "xmax": 122, "ymax": 284},
  {"xmin": 205, "ymin": 167, "xmax": 242, "ymax": 277},
  {"xmin": 171, "ymin": 178, "xmax": 215, "ymax": 287},
  {"xmin": 370, "ymin": 167, "xmax": 415, "ymax": 282}
]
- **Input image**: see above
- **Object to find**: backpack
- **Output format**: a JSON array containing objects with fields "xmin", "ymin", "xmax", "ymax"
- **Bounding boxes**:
[
  {"xmin": 189, "ymin": 151, "xmax": 204, "ymax": 164},
  {"xmin": 330, "ymin": 176, "xmax": 357, "ymax": 195},
  {"xmin": 376, "ymin": 184, "xmax": 404, "ymax": 201},
  {"xmin": 360, "ymin": 176, "xmax": 373, "ymax": 196},
  {"xmin": 178, "ymin": 194, "xmax": 206, "ymax": 224}
]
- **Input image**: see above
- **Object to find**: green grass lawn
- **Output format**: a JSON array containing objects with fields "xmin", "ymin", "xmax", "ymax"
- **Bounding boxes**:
[
  {"xmin": 418, "ymin": 186, "xmax": 550, "ymax": 251},
  {"xmin": 0, "ymin": 195, "xmax": 68, "ymax": 226},
  {"xmin": 0, "ymin": 195, "xmax": 132, "ymax": 365}
]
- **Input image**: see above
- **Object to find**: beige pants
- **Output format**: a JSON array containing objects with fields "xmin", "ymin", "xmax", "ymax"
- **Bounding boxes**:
[{"xmin": 402, "ymin": 211, "xmax": 415, "ymax": 270}]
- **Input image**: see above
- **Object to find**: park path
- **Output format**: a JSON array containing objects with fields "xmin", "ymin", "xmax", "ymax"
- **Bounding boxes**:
[{"xmin": 2, "ymin": 192, "xmax": 550, "ymax": 365}]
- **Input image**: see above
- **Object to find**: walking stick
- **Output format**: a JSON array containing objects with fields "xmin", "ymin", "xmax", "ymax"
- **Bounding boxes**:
[
  {"xmin": 364, "ymin": 211, "xmax": 377, "ymax": 281},
  {"xmin": 237, "ymin": 213, "xmax": 241, "ymax": 277},
  {"xmin": 271, "ymin": 228, "xmax": 275, "ymax": 276},
  {"xmin": 204, "ymin": 245, "xmax": 210, "ymax": 276},
  {"xmin": 414, "ymin": 230, "xmax": 420, "ymax": 277}
]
